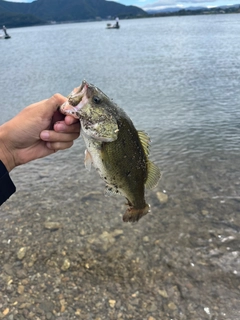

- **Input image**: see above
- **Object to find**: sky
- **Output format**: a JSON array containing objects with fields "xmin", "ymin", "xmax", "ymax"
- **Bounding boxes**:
[{"xmin": 5, "ymin": 0, "xmax": 240, "ymax": 11}]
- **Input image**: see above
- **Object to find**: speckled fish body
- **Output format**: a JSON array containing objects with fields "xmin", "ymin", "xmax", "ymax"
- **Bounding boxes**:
[{"xmin": 60, "ymin": 81, "xmax": 160, "ymax": 222}]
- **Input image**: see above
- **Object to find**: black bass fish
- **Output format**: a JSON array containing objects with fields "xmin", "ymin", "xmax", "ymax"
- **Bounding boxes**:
[{"xmin": 59, "ymin": 81, "xmax": 160, "ymax": 222}]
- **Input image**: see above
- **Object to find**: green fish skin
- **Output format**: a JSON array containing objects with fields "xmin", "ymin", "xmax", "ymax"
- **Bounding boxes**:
[{"xmin": 60, "ymin": 80, "xmax": 161, "ymax": 222}]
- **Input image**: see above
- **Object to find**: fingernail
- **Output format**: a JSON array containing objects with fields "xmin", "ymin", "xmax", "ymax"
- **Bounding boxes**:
[
  {"xmin": 41, "ymin": 131, "xmax": 50, "ymax": 140},
  {"xmin": 46, "ymin": 142, "xmax": 53, "ymax": 150}
]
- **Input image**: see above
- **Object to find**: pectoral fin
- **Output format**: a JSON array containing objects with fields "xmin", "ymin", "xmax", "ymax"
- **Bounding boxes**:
[{"xmin": 84, "ymin": 149, "xmax": 92, "ymax": 171}]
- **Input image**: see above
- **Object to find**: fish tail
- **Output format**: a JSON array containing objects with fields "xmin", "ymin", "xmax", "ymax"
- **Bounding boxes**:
[{"xmin": 123, "ymin": 204, "xmax": 150, "ymax": 223}]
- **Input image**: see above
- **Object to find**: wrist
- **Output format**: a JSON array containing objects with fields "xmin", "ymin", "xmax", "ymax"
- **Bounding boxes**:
[{"xmin": 0, "ymin": 124, "xmax": 16, "ymax": 172}]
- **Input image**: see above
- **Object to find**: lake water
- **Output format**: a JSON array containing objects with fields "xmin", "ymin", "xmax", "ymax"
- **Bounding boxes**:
[{"xmin": 0, "ymin": 15, "xmax": 240, "ymax": 319}]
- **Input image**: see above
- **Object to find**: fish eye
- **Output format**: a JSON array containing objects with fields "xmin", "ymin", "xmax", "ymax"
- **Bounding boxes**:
[{"xmin": 93, "ymin": 96, "xmax": 101, "ymax": 104}]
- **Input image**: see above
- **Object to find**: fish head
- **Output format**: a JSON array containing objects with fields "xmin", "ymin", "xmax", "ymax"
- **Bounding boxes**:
[
  {"xmin": 59, "ymin": 80, "xmax": 88, "ymax": 118},
  {"xmin": 59, "ymin": 81, "xmax": 119, "ymax": 142}
]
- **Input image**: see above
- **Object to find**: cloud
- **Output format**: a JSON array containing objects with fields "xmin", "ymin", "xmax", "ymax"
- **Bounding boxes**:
[
  {"xmin": 142, "ymin": 0, "xmax": 217, "ymax": 10},
  {"xmin": 5, "ymin": 0, "xmax": 33, "ymax": 2}
]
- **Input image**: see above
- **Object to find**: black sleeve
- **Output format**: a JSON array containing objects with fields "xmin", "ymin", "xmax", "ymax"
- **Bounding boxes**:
[{"xmin": 0, "ymin": 160, "xmax": 16, "ymax": 206}]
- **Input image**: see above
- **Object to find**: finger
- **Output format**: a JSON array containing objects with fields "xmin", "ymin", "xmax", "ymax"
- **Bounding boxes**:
[
  {"xmin": 46, "ymin": 141, "xmax": 74, "ymax": 151},
  {"xmin": 64, "ymin": 115, "xmax": 80, "ymax": 126},
  {"xmin": 40, "ymin": 130, "xmax": 79, "ymax": 142},
  {"xmin": 54, "ymin": 121, "xmax": 80, "ymax": 134}
]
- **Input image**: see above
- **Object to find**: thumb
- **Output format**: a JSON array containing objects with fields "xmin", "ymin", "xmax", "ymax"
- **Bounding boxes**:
[
  {"xmin": 47, "ymin": 93, "xmax": 67, "ymax": 113},
  {"xmin": 42, "ymin": 94, "xmax": 68, "ymax": 124}
]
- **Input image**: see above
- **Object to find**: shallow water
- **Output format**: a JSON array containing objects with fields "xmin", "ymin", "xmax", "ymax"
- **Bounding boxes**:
[{"xmin": 0, "ymin": 15, "xmax": 240, "ymax": 319}]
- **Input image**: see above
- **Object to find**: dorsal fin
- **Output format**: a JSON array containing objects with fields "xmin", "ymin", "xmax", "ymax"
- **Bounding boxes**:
[
  {"xmin": 138, "ymin": 130, "xmax": 150, "ymax": 156},
  {"xmin": 145, "ymin": 161, "xmax": 161, "ymax": 189}
]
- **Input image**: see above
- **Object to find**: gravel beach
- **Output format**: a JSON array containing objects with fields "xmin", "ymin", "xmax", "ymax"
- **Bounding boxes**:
[{"xmin": 0, "ymin": 143, "xmax": 239, "ymax": 320}]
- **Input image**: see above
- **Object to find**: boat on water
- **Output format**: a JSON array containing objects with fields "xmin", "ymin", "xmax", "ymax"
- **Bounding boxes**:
[
  {"xmin": 0, "ymin": 34, "xmax": 11, "ymax": 39},
  {"xmin": 106, "ymin": 23, "xmax": 120, "ymax": 29},
  {"xmin": 106, "ymin": 17, "xmax": 120, "ymax": 29},
  {"xmin": 0, "ymin": 25, "xmax": 11, "ymax": 39}
]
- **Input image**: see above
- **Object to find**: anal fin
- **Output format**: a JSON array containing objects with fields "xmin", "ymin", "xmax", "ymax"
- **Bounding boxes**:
[{"xmin": 145, "ymin": 161, "xmax": 161, "ymax": 189}]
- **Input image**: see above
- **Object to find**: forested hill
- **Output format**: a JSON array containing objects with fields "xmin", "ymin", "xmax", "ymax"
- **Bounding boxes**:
[{"xmin": 0, "ymin": 0, "xmax": 148, "ymax": 28}]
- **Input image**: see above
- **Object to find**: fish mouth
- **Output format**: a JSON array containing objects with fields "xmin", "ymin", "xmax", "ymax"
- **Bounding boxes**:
[{"xmin": 59, "ymin": 81, "xmax": 90, "ymax": 119}]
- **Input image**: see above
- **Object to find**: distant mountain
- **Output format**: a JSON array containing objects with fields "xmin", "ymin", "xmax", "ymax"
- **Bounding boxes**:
[
  {"xmin": 218, "ymin": 4, "xmax": 240, "ymax": 9},
  {"xmin": 146, "ymin": 7, "xmax": 181, "ymax": 14},
  {"xmin": 0, "ymin": 0, "xmax": 148, "ymax": 28},
  {"xmin": 145, "ymin": 4, "xmax": 240, "ymax": 15},
  {"xmin": 184, "ymin": 7, "xmax": 205, "ymax": 11},
  {"xmin": 0, "ymin": 12, "xmax": 45, "ymax": 28}
]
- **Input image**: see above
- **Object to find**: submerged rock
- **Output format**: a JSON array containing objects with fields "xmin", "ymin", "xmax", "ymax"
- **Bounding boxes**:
[
  {"xmin": 156, "ymin": 191, "xmax": 169, "ymax": 204},
  {"xmin": 17, "ymin": 247, "xmax": 27, "ymax": 260},
  {"xmin": 61, "ymin": 258, "xmax": 71, "ymax": 271},
  {"xmin": 44, "ymin": 221, "xmax": 61, "ymax": 230}
]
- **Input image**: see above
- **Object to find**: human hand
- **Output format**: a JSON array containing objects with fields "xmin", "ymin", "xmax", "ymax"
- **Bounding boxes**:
[{"xmin": 0, "ymin": 94, "xmax": 80, "ymax": 172}]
